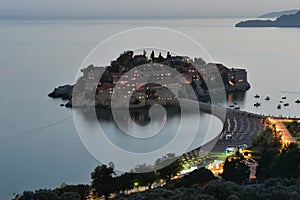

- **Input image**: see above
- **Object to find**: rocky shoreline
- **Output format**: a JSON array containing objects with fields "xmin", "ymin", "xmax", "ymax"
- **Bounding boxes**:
[
  {"xmin": 48, "ymin": 83, "xmax": 250, "ymax": 109},
  {"xmin": 48, "ymin": 84, "xmax": 73, "ymax": 107}
]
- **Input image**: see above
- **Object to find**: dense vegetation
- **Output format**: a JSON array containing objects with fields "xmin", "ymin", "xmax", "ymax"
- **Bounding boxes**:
[
  {"xmin": 14, "ymin": 128, "xmax": 300, "ymax": 200},
  {"xmin": 252, "ymin": 127, "xmax": 300, "ymax": 180},
  {"xmin": 115, "ymin": 178, "xmax": 300, "ymax": 200},
  {"xmin": 16, "ymin": 184, "xmax": 90, "ymax": 200},
  {"xmin": 285, "ymin": 120, "xmax": 300, "ymax": 138},
  {"xmin": 222, "ymin": 155, "xmax": 250, "ymax": 184},
  {"xmin": 90, "ymin": 154, "xmax": 183, "ymax": 199}
]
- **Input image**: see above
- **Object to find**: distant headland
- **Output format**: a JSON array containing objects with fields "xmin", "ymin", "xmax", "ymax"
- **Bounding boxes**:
[
  {"xmin": 48, "ymin": 51, "xmax": 250, "ymax": 108},
  {"xmin": 236, "ymin": 10, "xmax": 300, "ymax": 27},
  {"xmin": 258, "ymin": 9, "xmax": 300, "ymax": 18}
]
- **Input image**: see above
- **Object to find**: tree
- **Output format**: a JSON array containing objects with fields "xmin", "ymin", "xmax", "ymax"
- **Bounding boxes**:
[
  {"xmin": 252, "ymin": 129, "xmax": 282, "ymax": 180},
  {"xmin": 252, "ymin": 128, "xmax": 282, "ymax": 151},
  {"xmin": 19, "ymin": 190, "xmax": 60, "ymax": 200},
  {"xmin": 222, "ymin": 155, "xmax": 250, "ymax": 184},
  {"xmin": 150, "ymin": 50, "xmax": 155, "ymax": 61},
  {"xmin": 256, "ymin": 149, "xmax": 277, "ymax": 179},
  {"xmin": 57, "ymin": 184, "xmax": 90, "ymax": 200},
  {"xmin": 155, "ymin": 153, "xmax": 183, "ymax": 181},
  {"xmin": 18, "ymin": 191, "xmax": 34, "ymax": 200},
  {"xmin": 158, "ymin": 52, "xmax": 164, "ymax": 62},
  {"xmin": 60, "ymin": 192, "xmax": 81, "ymax": 200},
  {"xmin": 174, "ymin": 168, "xmax": 215, "ymax": 188},
  {"xmin": 203, "ymin": 180, "xmax": 241, "ymax": 200},
  {"xmin": 28, "ymin": 189, "xmax": 60, "ymax": 200},
  {"xmin": 115, "ymin": 172, "xmax": 136, "ymax": 193},
  {"xmin": 131, "ymin": 163, "xmax": 157, "ymax": 189},
  {"xmin": 270, "ymin": 143, "xmax": 300, "ymax": 178},
  {"xmin": 143, "ymin": 50, "xmax": 148, "ymax": 60},
  {"xmin": 167, "ymin": 51, "xmax": 171, "ymax": 59},
  {"xmin": 139, "ymin": 172, "xmax": 156, "ymax": 189},
  {"xmin": 91, "ymin": 165, "xmax": 116, "ymax": 199}
]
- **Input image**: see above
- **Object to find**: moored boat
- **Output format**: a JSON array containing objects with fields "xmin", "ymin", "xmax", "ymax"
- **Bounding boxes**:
[
  {"xmin": 277, "ymin": 104, "xmax": 281, "ymax": 109},
  {"xmin": 254, "ymin": 102, "xmax": 261, "ymax": 107},
  {"xmin": 265, "ymin": 96, "xmax": 270, "ymax": 100}
]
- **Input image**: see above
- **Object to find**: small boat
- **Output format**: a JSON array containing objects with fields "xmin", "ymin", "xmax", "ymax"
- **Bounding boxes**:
[
  {"xmin": 295, "ymin": 99, "xmax": 300, "ymax": 104},
  {"xmin": 265, "ymin": 96, "xmax": 270, "ymax": 100},
  {"xmin": 280, "ymin": 100, "xmax": 283, "ymax": 103},
  {"xmin": 282, "ymin": 96, "xmax": 287, "ymax": 99},
  {"xmin": 234, "ymin": 106, "xmax": 240, "ymax": 110},
  {"xmin": 229, "ymin": 104, "xmax": 234, "ymax": 108},
  {"xmin": 254, "ymin": 94, "xmax": 260, "ymax": 98},
  {"xmin": 284, "ymin": 103, "xmax": 289, "ymax": 106},
  {"xmin": 277, "ymin": 104, "xmax": 281, "ymax": 109},
  {"xmin": 254, "ymin": 102, "xmax": 261, "ymax": 107}
]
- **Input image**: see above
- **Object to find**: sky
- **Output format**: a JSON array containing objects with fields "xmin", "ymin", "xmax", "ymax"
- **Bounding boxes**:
[{"xmin": 0, "ymin": 0, "xmax": 300, "ymax": 18}]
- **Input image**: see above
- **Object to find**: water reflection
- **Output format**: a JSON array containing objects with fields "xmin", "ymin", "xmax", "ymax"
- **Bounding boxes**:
[{"xmin": 74, "ymin": 106, "xmax": 223, "ymax": 165}]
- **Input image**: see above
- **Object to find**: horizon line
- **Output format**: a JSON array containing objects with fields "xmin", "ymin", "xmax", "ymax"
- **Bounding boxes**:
[{"xmin": 0, "ymin": 15, "xmax": 253, "ymax": 21}]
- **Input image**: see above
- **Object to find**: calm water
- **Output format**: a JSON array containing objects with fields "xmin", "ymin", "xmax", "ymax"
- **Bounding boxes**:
[{"xmin": 0, "ymin": 18, "xmax": 300, "ymax": 199}]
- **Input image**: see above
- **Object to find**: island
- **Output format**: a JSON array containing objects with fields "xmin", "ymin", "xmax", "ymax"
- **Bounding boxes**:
[
  {"xmin": 236, "ymin": 10, "xmax": 300, "ymax": 27},
  {"xmin": 258, "ymin": 9, "xmax": 299, "ymax": 18},
  {"xmin": 49, "ymin": 50, "xmax": 250, "ymax": 108}
]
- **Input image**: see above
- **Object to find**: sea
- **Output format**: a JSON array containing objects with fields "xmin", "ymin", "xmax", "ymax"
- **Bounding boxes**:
[{"xmin": 0, "ymin": 17, "xmax": 300, "ymax": 199}]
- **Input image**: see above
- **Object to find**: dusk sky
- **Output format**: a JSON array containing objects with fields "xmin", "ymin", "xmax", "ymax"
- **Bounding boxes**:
[{"xmin": 0, "ymin": 0, "xmax": 300, "ymax": 18}]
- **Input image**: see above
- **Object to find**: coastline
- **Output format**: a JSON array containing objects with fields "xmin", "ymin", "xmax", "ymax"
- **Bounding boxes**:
[
  {"xmin": 236, "ymin": 10, "xmax": 300, "ymax": 27},
  {"xmin": 3, "ymin": 16, "xmax": 300, "ymax": 200}
]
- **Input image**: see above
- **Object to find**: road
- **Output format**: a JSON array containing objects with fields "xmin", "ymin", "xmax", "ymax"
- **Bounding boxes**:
[{"xmin": 267, "ymin": 117, "xmax": 296, "ymax": 144}]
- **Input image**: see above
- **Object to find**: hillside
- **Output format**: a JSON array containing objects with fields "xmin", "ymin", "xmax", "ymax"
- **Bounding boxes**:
[
  {"xmin": 236, "ymin": 11, "xmax": 300, "ymax": 27},
  {"xmin": 258, "ymin": 9, "xmax": 299, "ymax": 18}
]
